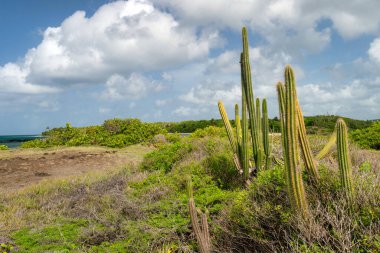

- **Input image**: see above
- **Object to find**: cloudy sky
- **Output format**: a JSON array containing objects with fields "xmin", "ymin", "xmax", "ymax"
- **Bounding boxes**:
[{"xmin": 1, "ymin": 0, "xmax": 379, "ymax": 134}]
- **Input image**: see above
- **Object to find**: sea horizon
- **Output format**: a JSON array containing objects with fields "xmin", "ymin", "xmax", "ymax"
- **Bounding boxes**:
[{"xmin": 0, "ymin": 134, "xmax": 44, "ymax": 149}]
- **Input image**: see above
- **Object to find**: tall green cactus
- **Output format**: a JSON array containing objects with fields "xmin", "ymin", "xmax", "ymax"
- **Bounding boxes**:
[
  {"xmin": 262, "ymin": 99, "xmax": 270, "ymax": 170},
  {"xmin": 336, "ymin": 118, "xmax": 353, "ymax": 203},
  {"xmin": 283, "ymin": 65, "xmax": 308, "ymax": 217},
  {"xmin": 240, "ymin": 54, "xmax": 250, "ymax": 180},
  {"xmin": 241, "ymin": 27, "xmax": 261, "ymax": 170}
]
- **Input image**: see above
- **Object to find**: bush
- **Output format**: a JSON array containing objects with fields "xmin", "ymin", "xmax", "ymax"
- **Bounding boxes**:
[
  {"xmin": 203, "ymin": 149, "xmax": 241, "ymax": 189},
  {"xmin": 140, "ymin": 142, "xmax": 192, "ymax": 172},
  {"xmin": 21, "ymin": 118, "xmax": 166, "ymax": 149},
  {"xmin": 190, "ymin": 126, "xmax": 227, "ymax": 138},
  {"xmin": 0, "ymin": 144, "xmax": 9, "ymax": 150},
  {"xmin": 350, "ymin": 121, "xmax": 380, "ymax": 150}
]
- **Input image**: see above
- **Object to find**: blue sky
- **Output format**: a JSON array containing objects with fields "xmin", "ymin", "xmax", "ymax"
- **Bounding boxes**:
[{"xmin": 1, "ymin": 0, "xmax": 379, "ymax": 134}]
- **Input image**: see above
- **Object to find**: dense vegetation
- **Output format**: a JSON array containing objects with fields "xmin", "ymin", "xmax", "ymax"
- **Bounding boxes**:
[
  {"xmin": 17, "ymin": 115, "xmax": 373, "ymax": 150},
  {"xmin": 161, "ymin": 115, "xmax": 373, "ymax": 135},
  {"xmin": 350, "ymin": 121, "xmax": 380, "ymax": 150},
  {"xmin": 1, "ymin": 127, "xmax": 379, "ymax": 252},
  {"xmin": 304, "ymin": 115, "xmax": 374, "ymax": 135},
  {"xmin": 21, "ymin": 119, "xmax": 166, "ymax": 149}
]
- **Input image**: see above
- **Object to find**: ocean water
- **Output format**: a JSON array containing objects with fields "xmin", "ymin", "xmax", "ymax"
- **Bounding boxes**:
[{"xmin": 0, "ymin": 135, "xmax": 44, "ymax": 149}]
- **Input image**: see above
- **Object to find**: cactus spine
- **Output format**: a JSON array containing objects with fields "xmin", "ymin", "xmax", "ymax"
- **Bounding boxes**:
[
  {"xmin": 187, "ymin": 178, "xmax": 211, "ymax": 253},
  {"xmin": 336, "ymin": 118, "xmax": 353, "ymax": 202},
  {"xmin": 262, "ymin": 99, "xmax": 270, "ymax": 170},
  {"xmin": 283, "ymin": 65, "xmax": 308, "ymax": 217}
]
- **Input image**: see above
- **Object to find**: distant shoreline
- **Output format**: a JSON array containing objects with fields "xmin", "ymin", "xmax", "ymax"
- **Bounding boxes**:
[{"xmin": 0, "ymin": 135, "xmax": 44, "ymax": 149}]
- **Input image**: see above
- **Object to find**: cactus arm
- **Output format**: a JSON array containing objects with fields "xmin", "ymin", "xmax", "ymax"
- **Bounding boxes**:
[
  {"xmin": 255, "ymin": 98, "xmax": 263, "ymax": 170},
  {"xmin": 262, "ymin": 98, "xmax": 270, "ymax": 170},
  {"xmin": 235, "ymin": 104, "xmax": 242, "ymax": 162},
  {"xmin": 276, "ymin": 82, "xmax": 286, "ymax": 157},
  {"xmin": 296, "ymin": 100, "xmax": 320, "ymax": 181},
  {"xmin": 284, "ymin": 65, "xmax": 308, "ymax": 217},
  {"xmin": 316, "ymin": 129, "xmax": 337, "ymax": 160},
  {"xmin": 240, "ymin": 53, "xmax": 250, "ymax": 180},
  {"xmin": 218, "ymin": 101, "xmax": 237, "ymax": 154}
]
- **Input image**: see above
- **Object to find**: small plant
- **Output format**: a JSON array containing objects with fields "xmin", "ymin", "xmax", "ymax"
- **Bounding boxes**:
[
  {"xmin": 0, "ymin": 145, "xmax": 9, "ymax": 150},
  {"xmin": 187, "ymin": 177, "xmax": 211, "ymax": 253},
  {"xmin": 0, "ymin": 242, "xmax": 13, "ymax": 253},
  {"xmin": 336, "ymin": 118, "xmax": 353, "ymax": 203}
]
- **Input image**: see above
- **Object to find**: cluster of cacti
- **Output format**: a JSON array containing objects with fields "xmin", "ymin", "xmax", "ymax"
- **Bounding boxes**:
[
  {"xmin": 218, "ymin": 27, "xmax": 271, "ymax": 182},
  {"xmin": 187, "ymin": 178, "xmax": 211, "ymax": 253},
  {"xmin": 218, "ymin": 26, "xmax": 354, "ymax": 215},
  {"xmin": 277, "ymin": 65, "xmax": 354, "ymax": 215}
]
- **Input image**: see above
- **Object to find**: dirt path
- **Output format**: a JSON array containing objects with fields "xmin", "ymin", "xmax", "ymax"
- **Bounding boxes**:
[{"xmin": 0, "ymin": 145, "xmax": 153, "ymax": 192}]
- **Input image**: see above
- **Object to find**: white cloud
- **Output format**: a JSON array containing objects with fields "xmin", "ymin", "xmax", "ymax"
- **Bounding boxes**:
[
  {"xmin": 0, "ymin": 0, "xmax": 219, "ymax": 93},
  {"xmin": 0, "ymin": 63, "xmax": 59, "ymax": 94},
  {"xmin": 155, "ymin": 99, "xmax": 168, "ymax": 106},
  {"xmin": 101, "ymin": 72, "xmax": 161, "ymax": 100},
  {"xmin": 172, "ymin": 106, "xmax": 200, "ymax": 117},
  {"xmin": 368, "ymin": 38, "xmax": 380, "ymax": 62}
]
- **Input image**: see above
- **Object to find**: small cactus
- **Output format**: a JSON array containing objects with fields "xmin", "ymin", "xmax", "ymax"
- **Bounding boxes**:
[
  {"xmin": 187, "ymin": 178, "xmax": 211, "ymax": 253},
  {"xmin": 336, "ymin": 118, "xmax": 353, "ymax": 203}
]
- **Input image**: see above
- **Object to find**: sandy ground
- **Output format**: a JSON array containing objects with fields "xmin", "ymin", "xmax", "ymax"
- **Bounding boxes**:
[{"xmin": 0, "ymin": 145, "xmax": 152, "ymax": 192}]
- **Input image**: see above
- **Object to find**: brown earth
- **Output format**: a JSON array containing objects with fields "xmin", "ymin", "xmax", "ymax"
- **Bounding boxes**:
[{"xmin": 0, "ymin": 145, "xmax": 153, "ymax": 192}]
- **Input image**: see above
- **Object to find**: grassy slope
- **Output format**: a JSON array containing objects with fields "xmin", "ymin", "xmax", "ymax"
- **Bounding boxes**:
[{"xmin": 1, "ymin": 129, "xmax": 380, "ymax": 252}]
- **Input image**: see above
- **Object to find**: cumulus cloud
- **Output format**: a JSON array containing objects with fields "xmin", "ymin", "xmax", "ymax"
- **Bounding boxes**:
[
  {"xmin": 298, "ymin": 79, "xmax": 380, "ymax": 119},
  {"xmin": 368, "ymin": 38, "xmax": 380, "ymax": 62},
  {"xmin": 0, "ymin": 0, "xmax": 219, "ymax": 94},
  {"xmin": 100, "ymin": 72, "xmax": 163, "ymax": 100},
  {"xmin": 0, "ymin": 63, "xmax": 59, "ymax": 94}
]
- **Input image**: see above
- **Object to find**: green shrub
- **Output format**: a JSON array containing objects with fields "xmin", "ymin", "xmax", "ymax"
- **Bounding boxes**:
[
  {"xmin": 190, "ymin": 126, "xmax": 227, "ymax": 138},
  {"xmin": 21, "ymin": 118, "xmax": 166, "ymax": 149},
  {"xmin": 203, "ymin": 150, "xmax": 241, "ymax": 189},
  {"xmin": 0, "ymin": 144, "xmax": 9, "ymax": 150},
  {"xmin": 350, "ymin": 121, "xmax": 380, "ymax": 150},
  {"xmin": 141, "ymin": 142, "xmax": 192, "ymax": 172}
]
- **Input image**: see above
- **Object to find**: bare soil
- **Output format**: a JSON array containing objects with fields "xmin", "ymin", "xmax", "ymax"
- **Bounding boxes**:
[{"xmin": 0, "ymin": 145, "xmax": 152, "ymax": 192}]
